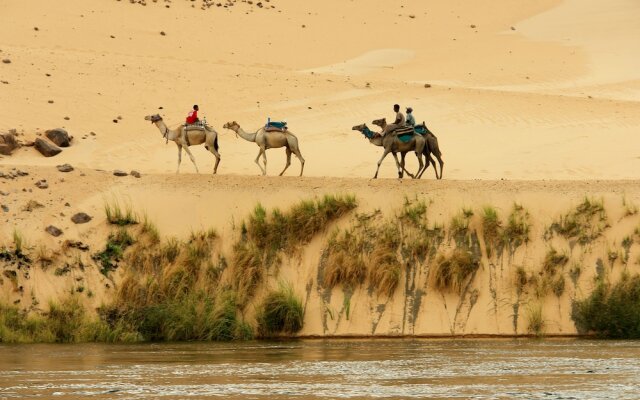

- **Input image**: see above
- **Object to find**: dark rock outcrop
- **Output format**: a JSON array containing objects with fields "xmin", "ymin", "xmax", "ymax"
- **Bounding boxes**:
[
  {"xmin": 34, "ymin": 138, "xmax": 62, "ymax": 157},
  {"xmin": 45, "ymin": 128, "xmax": 71, "ymax": 147}
]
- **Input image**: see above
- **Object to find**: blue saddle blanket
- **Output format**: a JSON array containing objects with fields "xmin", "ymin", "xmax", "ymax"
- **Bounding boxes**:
[
  {"xmin": 397, "ymin": 132, "xmax": 414, "ymax": 143},
  {"xmin": 267, "ymin": 121, "xmax": 287, "ymax": 129}
]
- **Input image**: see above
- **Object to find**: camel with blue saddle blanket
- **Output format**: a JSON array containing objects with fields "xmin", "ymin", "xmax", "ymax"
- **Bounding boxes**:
[
  {"xmin": 223, "ymin": 121, "xmax": 305, "ymax": 176},
  {"xmin": 352, "ymin": 123, "xmax": 425, "ymax": 179},
  {"xmin": 372, "ymin": 118, "xmax": 444, "ymax": 179}
]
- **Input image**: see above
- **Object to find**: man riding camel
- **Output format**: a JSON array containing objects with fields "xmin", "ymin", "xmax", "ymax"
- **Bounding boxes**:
[{"xmin": 381, "ymin": 104, "xmax": 405, "ymax": 137}]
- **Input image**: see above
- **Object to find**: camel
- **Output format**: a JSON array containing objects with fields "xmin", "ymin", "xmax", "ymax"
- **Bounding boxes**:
[
  {"xmin": 372, "ymin": 118, "xmax": 444, "ymax": 180},
  {"xmin": 417, "ymin": 121, "xmax": 444, "ymax": 180},
  {"xmin": 352, "ymin": 123, "xmax": 425, "ymax": 179},
  {"xmin": 222, "ymin": 121, "xmax": 305, "ymax": 176},
  {"xmin": 145, "ymin": 114, "xmax": 221, "ymax": 174}
]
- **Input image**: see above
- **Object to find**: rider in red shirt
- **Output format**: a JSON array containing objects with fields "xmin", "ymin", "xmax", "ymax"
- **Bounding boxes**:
[{"xmin": 186, "ymin": 105, "xmax": 199, "ymax": 124}]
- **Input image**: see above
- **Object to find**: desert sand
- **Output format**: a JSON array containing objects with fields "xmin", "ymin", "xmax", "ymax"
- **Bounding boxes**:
[{"xmin": 1, "ymin": 0, "xmax": 640, "ymax": 337}]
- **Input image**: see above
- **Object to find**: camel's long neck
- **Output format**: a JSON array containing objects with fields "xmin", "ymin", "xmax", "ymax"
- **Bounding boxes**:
[
  {"xmin": 155, "ymin": 121, "xmax": 179, "ymax": 141},
  {"xmin": 235, "ymin": 127, "xmax": 257, "ymax": 142}
]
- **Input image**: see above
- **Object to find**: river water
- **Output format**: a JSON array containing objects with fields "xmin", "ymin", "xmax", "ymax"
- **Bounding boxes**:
[{"xmin": 0, "ymin": 339, "xmax": 639, "ymax": 399}]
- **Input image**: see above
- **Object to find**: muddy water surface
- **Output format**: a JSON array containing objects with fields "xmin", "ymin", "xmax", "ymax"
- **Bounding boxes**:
[{"xmin": 1, "ymin": 339, "xmax": 639, "ymax": 399}]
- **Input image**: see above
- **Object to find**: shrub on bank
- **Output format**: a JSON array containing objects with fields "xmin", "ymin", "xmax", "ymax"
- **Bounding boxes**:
[
  {"xmin": 256, "ymin": 283, "xmax": 304, "ymax": 337},
  {"xmin": 572, "ymin": 274, "xmax": 640, "ymax": 338}
]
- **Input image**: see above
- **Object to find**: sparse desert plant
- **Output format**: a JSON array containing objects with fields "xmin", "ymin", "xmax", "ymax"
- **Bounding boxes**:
[
  {"xmin": 368, "ymin": 243, "xmax": 402, "ymax": 297},
  {"xmin": 323, "ymin": 230, "xmax": 368, "ymax": 290},
  {"xmin": 398, "ymin": 197, "xmax": 429, "ymax": 227},
  {"xmin": 12, "ymin": 230, "xmax": 25, "ymax": 254},
  {"xmin": 551, "ymin": 275, "xmax": 566, "ymax": 297},
  {"xmin": 431, "ymin": 249, "xmax": 480, "ymax": 293},
  {"xmin": 542, "ymin": 247, "xmax": 569, "ymax": 275},
  {"xmin": 515, "ymin": 266, "xmax": 528, "ymax": 295},
  {"xmin": 569, "ymin": 263, "xmax": 582, "ymax": 285},
  {"xmin": 36, "ymin": 245, "xmax": 54, "ymax": 269},
  {"xmin": 482, "ymin": 206, "xmax": 502, "ymax": 257},
  {"xmin": 95, "ymin": 228, "xmax": 135, "ymax": 276},
  {"xmin": 449, "ymin": 209, "xmax": 473, "ymax": 243},
  {"xmin": 104, "ymin": 198, "xmax": 139, "ymax": 226},
  {"xmin": 572, "ymin": 273, "xmax": 640, "ymax": 338},
  {"xmin": 622, "ymin": 196, "xmax": 639, "ymax": 217},
  {"xmin": 502, "ymin": 203, "xmax": 530, "ymax": 251},
  {"xmin": 141, "ymin": 215, "xmax": 160, "ymax": 244},
  {"xmin": 526, "ymin": 303, "xmax": 545, "ymax": 337},
  {"xmin": 546, "ymin": 197, "xmax": 608, "ymax": 245},
  {"xmin": 256, "ymin": 283, "xmax": 304, "ymax": 337}
]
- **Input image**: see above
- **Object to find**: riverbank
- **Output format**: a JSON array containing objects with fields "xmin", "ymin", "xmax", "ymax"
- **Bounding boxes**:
[{"xmin": 1, "ymin": 166, "xmax": 639, "ymax": 341}]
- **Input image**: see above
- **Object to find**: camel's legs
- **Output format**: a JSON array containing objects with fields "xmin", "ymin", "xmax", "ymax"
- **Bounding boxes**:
[
  {"xmin": 391, "ymin": 152, "xmax": 404, "ymax": 179},
  {"xmin": 183, "ymin": 146, "xmax": 200, "ymax": 173},
  {"xmin": 176, "ymin": 145, "xmax": 183, "ymax": 174},
  {"xmin": 292, "ymin": 148, "xmax": 305, "ymax": 177},
  {"xmin": 211, "ymin": 149, "xmax": 221, "ymax": 174},
  {"xmin": 398, "ymin": 153, "xmax": 415, "ymax": 179},
  {"xmin": 262, "ymin": 148, "xmax": 268, "ymax": 176},
  {"xmin": 374, "ymin": 149, "xmax": 391, "ymax": 179},
  {"xmin": 435, "ymin": 155, "xmax": 444, "ymax": 179},
  {"xmin": 254, "ymin": 149, "xmax": 266, "ymax": 175},
  {"xmin": 414, "ymin": 151, "xmax": 424, "ymax": 179},
  {"xmin": 279, "ymin": 148, "xmax": 292, "ymax": 176}
]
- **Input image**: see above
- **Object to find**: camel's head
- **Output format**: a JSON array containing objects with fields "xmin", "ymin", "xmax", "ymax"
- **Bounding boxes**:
[
  {"xmin": 352, "ymin": 123, "xmax": 366, "ymax": 132},
  {"xmin": 353, "ymin": 123, "xmax": 374, "ymax": 139},
  {"xmin": 371, "ymin": 118, "xmax": 386, "ymax": 128},
  {"xmin": 223, "ymin": 121, "xmax": 240, "ymax": 136},
  {"xmin": 144, "ymin": 114, "xmax": 163, "ymax": 124}
]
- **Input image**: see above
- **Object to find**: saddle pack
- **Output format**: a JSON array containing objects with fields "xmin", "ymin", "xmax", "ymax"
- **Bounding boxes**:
[{"xmin": 265, "ymin": 119, "xmax": 288, "ymax": 133}]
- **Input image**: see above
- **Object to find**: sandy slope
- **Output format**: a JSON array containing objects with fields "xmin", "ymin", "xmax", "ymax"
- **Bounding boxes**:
[
  {"xmin": 1, "ymin": 166, "xmax": 639, "ymax": 335},
  {"xmin": 0, "ymin": 0, "xmax": 639, "ymax": 179}
]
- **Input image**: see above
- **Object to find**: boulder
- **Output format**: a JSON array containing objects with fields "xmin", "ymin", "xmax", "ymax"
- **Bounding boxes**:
[
  {"xmin": 35, "ymin": 180, "xmax": 48, "ymax": 189},
  {"xmin": 34, "ymin": 138, "xmax": 62, "ymax": 157},
  {"xmin": 45, "ymin": 128, "xmax": 71, "ymax": 147},
  {"xmin": 0, "ymin": 132, "xmax": 18, "ymax": 155},
  {"xmin": 71, "ymin": 212, "xmax": 92, "ymax": 224},
  {"xmin": 56, "ymin": 164, "xmax": 74, "ymax": 173},
  {"xmin": 113, "ymin": 170, "xmax": 128, "ymax": 176},
  {"xmin": 45, "ymin": 225, "xmax": 63, "ymax": 237},
  {"xmin": 130, "ymin": 170, "xmax": 141, "ymax": 178}
]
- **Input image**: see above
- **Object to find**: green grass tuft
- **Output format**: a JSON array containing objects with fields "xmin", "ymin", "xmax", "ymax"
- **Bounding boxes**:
[
  {"xmin": 104, "ymin": 198, "xmax": 139, "ymax": 226},
  {"xmin": 546, "ymin": 197, "xmax": 608, "ymax": 245},
  {"xmin": 256, "ymin": 283, "xmax": 304, "ymax": 337},
  {"xmin": 572, "ymin": 273, "xmax": 640, "ymax": 338},
  {"xmin": 431, "ymin": 249, "xmax": 480, "ymax": 293}
]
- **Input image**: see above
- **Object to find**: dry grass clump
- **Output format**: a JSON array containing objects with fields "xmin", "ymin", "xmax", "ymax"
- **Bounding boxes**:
[
  {"xmin": 622, "ymin": 196, "xmax": 639, "ymax": 218},
  {"xmin": 323, "ymin": 230, "xmax": 368, "ymax": 289},
  {"xmin": 141, "ymin": 215, "xmax": 160, "ymax": 244},
  {"xmin": 104, "ymin": 198, "xmax": 138, "ymax": 226},
  {"xmin": 431, "ymin": 249, "xmax": 480, "ymax": 293},
  {"xmin": 449, "ymin": 208, "xmax": 474, "ymax": 244},
  {"xmin": 542, "ymin": 247, "xmax": 569, "ymax": 275},
  {"xmin": 367, "ymin": 225, "xmax": 402, "ymax": 297},
  {"xmin": 503, "ymin": 203, "xmax": 530, "ymax": 251},
  {"xmin": 233, "ymin": 195, "xmax": 357, "ymax": 302},
  {"xmin": 256, "ymin": 283, "xmax": 304, "ymax": 337},
  {"xmin": 546, "ymin": 197, "xmax": 608, "ymax": 245},
  {"xmin": 482, "ymin": 206, "xmax": 501, "ymax": 257},
  {"xmin": 514, "ymin": 266, "xmax": 529, "ymax": 295},
  {"xmin": 526, "ymin": 303, "xmax": 545, "ymax": 337}
]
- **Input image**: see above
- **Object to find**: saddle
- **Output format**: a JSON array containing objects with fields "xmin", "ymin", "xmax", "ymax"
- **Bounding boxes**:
[
  {"xmin": 265, "ymin": 121, "xmax": 288, "ymax": 133},
  {"xmin": 184, "ymin": 123, "xmax": 205, "ymax": 132}
]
